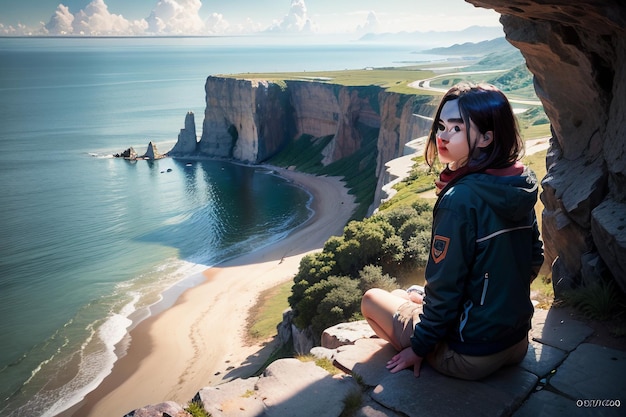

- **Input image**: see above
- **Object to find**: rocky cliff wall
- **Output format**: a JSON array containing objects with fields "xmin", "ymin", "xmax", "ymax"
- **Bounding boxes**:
[
  {"xmin": 468, "ymin": 0, "xmax": 626, "ymax": 291},
  {"xmin": 198, "ymin": 77, "xmax": 294, "ymax": 162},
  {"xmin": 197, "ymin": 76, "xmax": 435, "ymax": 212}
]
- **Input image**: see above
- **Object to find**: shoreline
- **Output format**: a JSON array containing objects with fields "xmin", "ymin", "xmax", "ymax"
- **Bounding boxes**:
[{"xmin": 59, "ymin": 167, "xmax": 357, "ymax": 417}]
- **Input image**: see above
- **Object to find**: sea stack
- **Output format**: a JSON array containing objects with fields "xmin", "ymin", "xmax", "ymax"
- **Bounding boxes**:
[
  {"xmin": 168, "ymin": 111, "xmax": 198, "ymax": 156},
  {"xmin": 143, "ymin": 141, "xmax": 164, "ymax": 160}
]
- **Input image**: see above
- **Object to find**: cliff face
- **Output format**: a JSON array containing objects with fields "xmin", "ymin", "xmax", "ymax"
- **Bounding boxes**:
[
  {"xmin": 465, "ymin": 0, "xmax": 626, "ymax": 291},
  {"xmin": 198, "ymin": 76, "xmax": 433, "ymax": 213},
  {"xmin": 286, "ymin": 81, "xmax": 382, "ymax": 164},
  {"xmin": 198, "ymin": 78, "xmax": 294, "ymax": 162}
]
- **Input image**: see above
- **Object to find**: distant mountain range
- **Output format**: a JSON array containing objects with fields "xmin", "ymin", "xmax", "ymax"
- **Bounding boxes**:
[
  {"xmin": 421, "ymin": 36, "xmax": 513, "ymax": 55},
  {"xmin": 358, "ymin": 25, "xmax": 505, "ymax": 48}
]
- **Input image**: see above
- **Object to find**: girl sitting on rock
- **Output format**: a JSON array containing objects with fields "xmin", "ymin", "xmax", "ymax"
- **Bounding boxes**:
[{"xmin": 361, "ymin": 82, "xmax": 544, "ymax": 380}]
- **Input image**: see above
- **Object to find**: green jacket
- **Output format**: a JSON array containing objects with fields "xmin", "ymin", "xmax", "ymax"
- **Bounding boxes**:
[{"xmin": 411, "ymin": 166, "xmax": 544, "ymax": 357}]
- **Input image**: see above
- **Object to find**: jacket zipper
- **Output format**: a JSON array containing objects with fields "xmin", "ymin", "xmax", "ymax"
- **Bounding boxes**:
[{"xmin": 480, "ymin": 272, "xmax": 489, "ymax": 305}]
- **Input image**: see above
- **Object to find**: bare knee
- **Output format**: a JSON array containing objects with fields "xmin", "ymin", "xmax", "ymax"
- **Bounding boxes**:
[{"xmin": 361, "ymin": 288, "xmax": 387, "ymax": 315}]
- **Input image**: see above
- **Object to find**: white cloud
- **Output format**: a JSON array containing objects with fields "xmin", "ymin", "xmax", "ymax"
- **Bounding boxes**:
[
  {"xmin": 43, "ymin": 4, "xmax": 74, "ymax": 35},
  {"xmin": 0, "ymin": 22, "xmax": 32, "ymax": 36},
  {"xmin": 356, "ymin": 11, "xmax": 379, "ymax": 35},
  {"xmin": 266, "ymin": 0, "xmax": 316, "ymax": 33},
  {"xmin": 42, "ymin": 1, "xmax": 147, "ymax": 36},
  {"xmin": 74, "ymin": 0, "xmax": 147, "ymax": 35},
  {"xmin": 12, "ymin": 0, "xmax": 500, "ymax": 37},
  {"xmin": 146, "ymin": 0, "xmax": 204, "ymax": 35},
  {"xmin": 205, "ymin": 13, "xmax": 230, "ymax": 34},
  {"xmin": 41, "ymin": 0, "xmax": 207, "ymax": 36}
]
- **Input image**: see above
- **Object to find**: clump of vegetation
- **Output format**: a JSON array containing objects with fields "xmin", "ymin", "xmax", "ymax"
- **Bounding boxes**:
[
  {"xmin": 185, "ymin": 400, "xmax": 211, "ymax": 417},
  {"xmin": 561, "ymin": 279, "xmax": 626, "ymax": 321},
  {"xmin": 340, "ymin": 387, "xmax": 364, "ymax": 417},
  {"xmin": 241, "ymin": 389, "xmax": 256, "ymax": 398},
  {"xmin": 288, "ymin": 199, "xmax": 433, "ymax": 339},
  {"xmin": 379, "ymin": 156, "xmax": 439, "ymax": 211},
  {"xmin": 296, "ymin": 355, "xmax": 345, "ymax": 375}
]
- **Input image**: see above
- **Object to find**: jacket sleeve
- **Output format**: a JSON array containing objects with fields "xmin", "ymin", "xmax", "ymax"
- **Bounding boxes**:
[
  {"xmin": 530, "ymin": 210, "xmax": 544, "ymax": 280},
  {"xmin": 410, "ymin": 201, "xmax": 475, "ymax": 358}
]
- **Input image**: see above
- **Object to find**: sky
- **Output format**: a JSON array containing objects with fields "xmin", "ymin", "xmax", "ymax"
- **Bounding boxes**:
[{"xmin": 0, "ymin": 0, "xmax": 501, "ymax": 38}]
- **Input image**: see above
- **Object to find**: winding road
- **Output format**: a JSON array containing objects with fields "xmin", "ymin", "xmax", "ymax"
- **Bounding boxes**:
[{"xmin": 408, "ymin": 70, "xmax": 543, "ymax": 107}]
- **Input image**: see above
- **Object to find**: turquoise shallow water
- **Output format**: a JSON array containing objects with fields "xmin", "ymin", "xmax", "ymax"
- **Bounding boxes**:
[{"xmin": 0, "ymin": 37, "xmax": 439, "ymax": 416}]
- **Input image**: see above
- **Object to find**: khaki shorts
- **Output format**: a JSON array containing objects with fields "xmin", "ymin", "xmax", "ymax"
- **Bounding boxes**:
[
  {"xmin": 392, "ymin": 300, "xmax": 423, "ymax": 348},
  {"xmin": 392, "ymin": 301, "xmax": 529, "ymax": 380}
]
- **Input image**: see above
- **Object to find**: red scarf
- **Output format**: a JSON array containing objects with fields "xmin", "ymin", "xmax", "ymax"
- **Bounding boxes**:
[
  {"xmin": 435, "ymin": 162, "xmax": 524, "ymax": 195},
  {"xmin": 435, "ymin": 166, "xmax": 470, "ymax": 195}
]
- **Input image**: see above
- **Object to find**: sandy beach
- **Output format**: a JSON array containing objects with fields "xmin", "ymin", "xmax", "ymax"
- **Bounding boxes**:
[{"xmin": 61, "ymin": 167, "xmax": 357, "ymax": 417}]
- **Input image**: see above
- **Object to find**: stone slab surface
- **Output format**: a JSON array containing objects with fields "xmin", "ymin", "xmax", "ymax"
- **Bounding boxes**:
[
  {"xmin": 335, "ymin": 336, "xmax": 538, "ymax": 417},
  {"xmin": 355, "ymin": 396, "xmax": 404, "ymax": 417},
  {"xmin": 480, "ymin": 365, "xmax": 538, "ymax": 408},
  {"xmin": 371, "ymin": 365, "xmax": 536, "ymax": 417},
  {"xmin": 322, "ymin": 320, "xmax": 376, "ymax": 349},
  {"xmin": 196, "ymin": 377, "xmax": 263, "ymax": 417},
  {"xmin": 310, "ymin": 346, "xmax": 336, "ymax": 360},
  {"xmin": 519, "ymin": 339, "xmax": 568, "ymax": 377},
  {"xmin": 530, "ymin": 308, "xmax": 593, "ymax": 352},
  {"xmin": 124, "ymin": 401, "xmax": 191, "ymax": 417},
  {"xmin": 513, "ymin": 390, "xmax": 599, "ymax": 417},
  {"xmin": 334, "ymin": 338, "xmax": 396, "ymax": 387},
  {"xmin": 257, "ymin": 358, "xmax": 360, "ymax": 417},
  {"xmin": 549, "ymin": 343, "xmax": 626, "ymax": 401}
]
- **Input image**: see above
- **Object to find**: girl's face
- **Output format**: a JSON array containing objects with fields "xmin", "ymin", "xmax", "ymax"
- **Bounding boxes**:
[
  {"xmin": 436, "ymin": 100, "xmax": 470, "ymax": 169},
  {"xmin": 436, "ymin": 99, "xmax": 489, "ymax": 170}
]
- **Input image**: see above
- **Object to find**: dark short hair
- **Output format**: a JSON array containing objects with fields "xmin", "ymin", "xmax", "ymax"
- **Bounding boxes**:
[{"xmin": 424, "ymin": 82, "xmax": 524, "ymax": 171}]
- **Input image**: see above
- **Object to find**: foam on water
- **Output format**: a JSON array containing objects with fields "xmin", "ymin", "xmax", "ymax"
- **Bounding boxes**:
[{"xmin": 9, "ymin": 258, "xmax": 210, "ymax": 417}]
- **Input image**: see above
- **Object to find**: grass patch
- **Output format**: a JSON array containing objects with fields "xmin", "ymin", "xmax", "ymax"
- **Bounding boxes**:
[
  {"xmin": 340, "ymin": 388, "xmax": 363, "ymax": 417},
  {"xmin": 268, "ymin": 134, "xmax": 333, "ymax": 171},
  {"xmin": 531, "ymin": 274, "xmax": 554, "ymax": 309},
  {"xmin": 520, "ymin": 122, "xmax": 551, "ymax": 140},
  {"xmin": 185, "ymin": 400, "xmax": 210, "ymax": 417},
  {"xmin": 221, "ymin": 67, "xmax": 435, "ymax": 93},
  {"xmin": 561, "ymin": 279, "xmax": 626, "ymax": 321},
  {"xmin": 378, "ymin": 156, "xmax": 438, "ymax": 212},
  {"xmin": 297, "ymin": 355, "xmax": 345, "ymax": 376},
  {"xmin": 247, "ymin": 281, "xmax": 292, "ymax": 342}
]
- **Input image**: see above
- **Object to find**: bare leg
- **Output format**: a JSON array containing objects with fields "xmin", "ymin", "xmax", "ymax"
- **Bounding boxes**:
[{"xmin": 361, "ymin": 288, "xmax": 409, "ymax": 351}]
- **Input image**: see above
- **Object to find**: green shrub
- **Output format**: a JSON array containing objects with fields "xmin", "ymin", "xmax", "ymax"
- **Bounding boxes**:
[
  {"xmin": 293, "ymin": 275, "xmax": 361, "ymax": 335},
  {"xmin": 311, "ymin": 277, "xmax": 363, "ymax": 335},
  {"xmin": 358, "ymin": 265, "xmax": 398, "ymax": 293},
  {"xmin": 289, "ymin": 199, "xmax": 434, "ymax": 337}
]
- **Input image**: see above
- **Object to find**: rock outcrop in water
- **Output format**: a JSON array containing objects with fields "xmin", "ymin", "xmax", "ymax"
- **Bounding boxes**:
[
  {"xmin": 113, "ymin": 142, "xmax": 164, "ymax": 160},
  {"xmin": 142, "ymin": 141, "xmax": 164, "ymax": 160},
  {"xmin": 167, "ymin": 111, "xmax": 198, "ymax": 156},
  {"xmin": 112, "ymin": 147, "xmax": 137, "ymax": 160},
  {"xmin": 468, "ymin": 0, "xmax": 626, "ymax": 292}
]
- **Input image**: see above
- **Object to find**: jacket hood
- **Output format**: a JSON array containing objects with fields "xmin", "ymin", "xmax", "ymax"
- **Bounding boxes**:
[{"xmin": 456, "ymin": 165, "xmax": 539, "ymax": 222}]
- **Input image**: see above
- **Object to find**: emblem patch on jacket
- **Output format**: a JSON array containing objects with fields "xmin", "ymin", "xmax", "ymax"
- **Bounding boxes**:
[{"xmin": 432, "ymin": 235, "xmax": 450, "ymax": 263}]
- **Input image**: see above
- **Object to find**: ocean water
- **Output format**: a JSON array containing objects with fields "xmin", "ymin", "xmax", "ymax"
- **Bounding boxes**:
[{"xmin": 0, "ymin": 37, "xmax": 440, "ymax": 416}]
